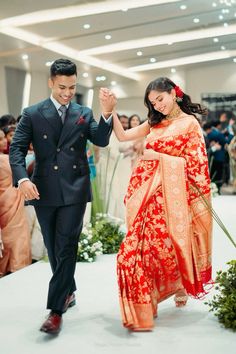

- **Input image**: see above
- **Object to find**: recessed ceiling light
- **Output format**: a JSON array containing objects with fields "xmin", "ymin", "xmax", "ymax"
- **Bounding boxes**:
[
  {"xmin": 224, "ymin": 22, "xmax": 228, "ymax": 27},
  {"xmin": 221, "ymin": 45, "xmax": 226, "ymax": 50},
  {"xmin": 105, "ymin": 34, "xmax": 112, "ymax": 40},
  {"xmin": 150, "ymin": 57, "xmax": 156, "ymax": 63},
  {"xmin": 137, "ymin": 51, "xmax": 143, "ymax": 56},
  {"xmin": 222, "ymin": 8, "xmax": 230, "ymax": 13},
  {"xmin": 213, "ymin": 37, "xmax": 219, "ymax": 42},
  {"xmin": 22, "ymin": 54, "xmax": 29, "ymax": 60},
  {"xmin": 180, "ymin": 5, "xmax": 187, "ymax": 10},
  {"xmin": 111, "ymin": 81, "xmax": 117, "ymax": 86},
  {"xmin": 82, "ymin": 72, "xmax": 89, "ymax": 78},
  {"xmin": 193, "ymin": 18, "xmax": 200, "ymax": 23},
  {"xmin": 83, "ymin": 24, "xmax": 90, "ymax": 29},
  {"xmin": 171, "ymin": 68, "xmax": 176, "ymax": 73},
  {"xmin": 233, "ymin": 58, "xmax": 236, "ymax": 63},
  {"xmin": 96, "ymin": 75, "xmax": 106, "ymax": 81},
  {"xmin": 45, "ymin": 61, "xmax": 53, "ymax": 66},
  {"xmin": 219, "ymin": 15, "xmax": 224, "ymax": 20},
  {"xmin": 212, "ymin": 2, "xmax": 217, "ymax": 7}
]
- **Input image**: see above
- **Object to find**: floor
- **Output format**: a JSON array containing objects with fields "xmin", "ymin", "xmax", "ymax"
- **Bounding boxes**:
[{"xmin": 0, "ymin": 195, "xmax": 235, "ymax": 354}]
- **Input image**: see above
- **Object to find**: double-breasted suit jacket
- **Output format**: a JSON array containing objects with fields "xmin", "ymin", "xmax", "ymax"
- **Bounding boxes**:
[{"xmin": 10, "ymin": 98, "xmax": 112, "ymax": 206}]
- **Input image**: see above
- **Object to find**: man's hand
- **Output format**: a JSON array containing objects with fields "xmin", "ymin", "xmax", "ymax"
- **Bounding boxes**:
[
  {"xmin": 19, "ymin": 180, "xmax": 40, "ymax": 201},
  {"xmin": 99, "ymin": 88, "xmax": 117, "ymax": 118}
]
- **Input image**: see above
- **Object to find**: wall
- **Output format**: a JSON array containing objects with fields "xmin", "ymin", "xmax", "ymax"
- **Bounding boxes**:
[{"xmin": 0, "ymin": 64, "xmax": 8, "ymax": 115}]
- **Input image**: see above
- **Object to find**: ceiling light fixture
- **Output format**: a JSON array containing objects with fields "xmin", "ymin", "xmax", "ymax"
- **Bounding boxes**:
[
  {"xmin": 83, "ymin": 24, "xmax": 90, "ymax": 29},
  {"xmin": 82, "ymin": 72, "xmax": 89, "ymax": 78},
  {"xmin": 193, "ymin": 18, "xmax": 200, "ymax": 23},
  {"xmin": 137, "ymin": 51, "xmax": 143, "ymax": 56},
  {"xmin": 180, "ymin": 5, "xmax": 187, "ymax": 10},
  {"xmin": 105, "ymin": 34, "xmax": 112, "ymax": 40},
  {"xmin": 0, "ymin": 0, "xmax": 182, "ymax": 27},
  {"xmin": 22, "ymin": 54, "xmax": 29, "ymax": 60},
  {"xmin": 150, "ymin": 57, "xmax": 156, "ymax": 63},
  {"xmin": 129, "ymin": 50, "xmax": 236, "ymax": 71},
  {"xmin": 79, "ymin": 23, "xmax": 236, "ymax": 56}
]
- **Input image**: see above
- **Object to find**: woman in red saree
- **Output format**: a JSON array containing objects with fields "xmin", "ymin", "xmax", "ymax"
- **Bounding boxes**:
[{"xmin": 103, "ymin": 77, "xmax": 212, "ymax": 331}]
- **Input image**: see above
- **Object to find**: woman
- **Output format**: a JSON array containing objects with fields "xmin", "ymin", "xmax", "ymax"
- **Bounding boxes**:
[
  {"xmin": 0, "ymin": 129, "xmax": 31, "ymax": 276},
  {"xmin": 101, "ymin": 77, "xmax": 213, "ymax": 331}
]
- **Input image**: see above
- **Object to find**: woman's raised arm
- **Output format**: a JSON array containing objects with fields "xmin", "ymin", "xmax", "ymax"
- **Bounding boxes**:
[{"xmin": 112, "ymin": 111, "xmax": 150, "ymax": 142}]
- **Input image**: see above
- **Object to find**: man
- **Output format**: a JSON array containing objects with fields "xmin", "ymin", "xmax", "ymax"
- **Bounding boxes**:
[
  {"xmin": 9, "ymin": 58, "xmax": 115, "ymax": 334},
  {"xmin": 119, "ymin": 114, "xmax": 129, "ymax": 130}
]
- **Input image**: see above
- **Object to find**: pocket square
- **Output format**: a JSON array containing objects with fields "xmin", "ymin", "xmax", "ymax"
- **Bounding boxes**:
[{"xmin": 76, "ymin": 116, "xmax": 85, "ymax": 125}]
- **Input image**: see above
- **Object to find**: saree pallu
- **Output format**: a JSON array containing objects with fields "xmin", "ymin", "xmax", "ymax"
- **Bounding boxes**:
[
  {"xmin": 0, "ymin": 154, "xmax": 31, "ymax": 276},
  {"xmin": 117, "ymin": 116, "xmax": 212, "ymax": 330}
]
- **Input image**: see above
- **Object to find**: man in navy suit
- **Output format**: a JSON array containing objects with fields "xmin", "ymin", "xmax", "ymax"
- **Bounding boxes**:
[{"xmin": 9, "ymin": 58, "xmax": 115, "ymax": 334}]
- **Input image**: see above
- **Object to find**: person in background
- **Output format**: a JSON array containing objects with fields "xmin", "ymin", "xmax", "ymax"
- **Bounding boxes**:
[
  {"xmin": 3, "ymin": 124, "xmax": 16, "ymax": 154},
  {"xmin": 128, "ymin": 114, "xmax": 144, "ymax": 168},
  {"xmin": 0, "ymin": 129, "xmax": 31, "ymax": 277},
  {"xmin": 9, "ymin": 58, "xmax": 115, "ymax": 335},
  {"xmin": 102, "ymin": 77, "xmax": 212, "ymax": 331},
  {"xmin": 227, "ymin": 122, "xmax": 236, "ymax": 194},
  {"xmin": 119, "ymin": 114, "xmax": 129, "ymax": 130}
]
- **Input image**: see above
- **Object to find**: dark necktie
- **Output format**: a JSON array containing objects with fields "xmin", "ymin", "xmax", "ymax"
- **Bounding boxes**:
[{"xmin": 59, "ymin": 105, "xmax": 67, "ymax": 124}]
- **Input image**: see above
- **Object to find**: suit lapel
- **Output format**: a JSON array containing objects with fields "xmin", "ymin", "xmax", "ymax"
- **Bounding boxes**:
[
  {"xmin": 58, "ymin": 102, "xmax": 83, "ymax": 147},
  {"xmin": 39, "ymin": 99, "xmax": 62, "ymax": 138}
]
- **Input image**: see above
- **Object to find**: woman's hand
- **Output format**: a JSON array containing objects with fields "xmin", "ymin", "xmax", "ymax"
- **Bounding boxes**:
[{"xmin": 141, "ymin": 149, "xmax": 160, "ymax": 160}]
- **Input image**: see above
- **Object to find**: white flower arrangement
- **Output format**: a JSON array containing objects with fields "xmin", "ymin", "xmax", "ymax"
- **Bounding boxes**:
[{"xmin": 77, "ymin": 223, "xmax": 103, "ymax": 262}]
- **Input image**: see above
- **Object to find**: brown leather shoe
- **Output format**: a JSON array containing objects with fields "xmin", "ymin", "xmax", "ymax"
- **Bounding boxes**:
[
  {"xmin": 62, "ymin": 293, "xmax": 76, "ymax": 313},
  {"xmin": 40, "ymin": 312, "xmax": 62, "ymax": 334}
]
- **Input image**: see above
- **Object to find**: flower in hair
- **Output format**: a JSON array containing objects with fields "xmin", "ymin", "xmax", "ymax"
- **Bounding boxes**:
[{"xmin": 174, "ymin": 85, "xmax": 184, "ymax": 99}]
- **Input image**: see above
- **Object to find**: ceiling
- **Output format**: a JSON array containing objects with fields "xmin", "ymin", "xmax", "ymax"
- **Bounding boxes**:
[{"xmin": 0, "ymin": 0, "xmax": 236, "ymax": 88}]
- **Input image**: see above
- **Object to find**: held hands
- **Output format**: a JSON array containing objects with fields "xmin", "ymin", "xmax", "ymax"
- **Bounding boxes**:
[
  {"xmin": 99, "ymin": 88, "xmax": 117, "ymax": 118},
  {"xmin": 19, "ymin": 180, "xmax": 40, "ymax": 201}
]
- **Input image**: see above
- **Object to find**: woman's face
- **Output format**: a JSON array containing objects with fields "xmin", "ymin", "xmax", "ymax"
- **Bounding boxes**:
[
  {"xmin": 148, "ymin": 89, "xmax": 175, "ymax": 115},
  {"xmin": 130, "ymin": 116, "xmax": 140, "ymax": 128},
  {"xmin": 0, "ymin": 130, "xmax": 7, "ymax": 152}
]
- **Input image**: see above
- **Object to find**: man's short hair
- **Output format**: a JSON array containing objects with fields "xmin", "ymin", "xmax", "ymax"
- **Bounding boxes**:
[{"xmin": 50, "ymin": 59, "xmax": 77, "ymax": 78}]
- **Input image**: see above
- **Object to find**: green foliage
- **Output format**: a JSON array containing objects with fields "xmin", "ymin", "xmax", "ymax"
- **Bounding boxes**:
[
  {"xmin": 206, "ymin": 260, "xmax": 236, "ymax": 331},
  {"xmin": 92, "ymin": 214, "xmax": 125, "ymax": 254}
]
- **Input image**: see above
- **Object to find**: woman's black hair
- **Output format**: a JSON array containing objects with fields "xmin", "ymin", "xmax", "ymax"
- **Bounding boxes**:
[{"xmin": 144, "ymin": 77, "xmax": 208, "ymax": 126}]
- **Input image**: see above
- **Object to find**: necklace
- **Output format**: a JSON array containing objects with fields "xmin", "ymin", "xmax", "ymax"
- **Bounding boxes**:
[{"xmin": 165, "ymin": 106, "xmax": 182, "ymax": 120}]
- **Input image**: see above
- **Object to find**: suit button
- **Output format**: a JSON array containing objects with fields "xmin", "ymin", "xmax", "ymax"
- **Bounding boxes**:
[
  {"xmin": 73, "ymin": 165, "xmax": 77, "ymax": 169},
  {"xmin": 43, "ymin": 134, "xmax": 48, "ymax": 139},
  {"xmin": 57, "ymin": 148, "xmax": 60, "ymax": 152},
  {"xmin": 70, "ymin": 147, "xmax": 74, "ymax": 151},
  {"xmin": 54, "ymin": 165, "xmax": 59, "ymax": 170}
]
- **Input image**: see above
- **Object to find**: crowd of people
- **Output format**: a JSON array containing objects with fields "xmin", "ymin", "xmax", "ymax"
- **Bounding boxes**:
[{"xmin": 0, "ymin": 59, "xmax": 235, "ymax": 335}]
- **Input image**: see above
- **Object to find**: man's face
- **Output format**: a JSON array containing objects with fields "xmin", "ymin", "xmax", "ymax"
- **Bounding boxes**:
[
  {"xmin": 48, "ymin": 74, "xmax": 77, "ymax": 105},
  {"xmin": 120, "ymin": 117, "xmax": 129, "ymax": 130}
]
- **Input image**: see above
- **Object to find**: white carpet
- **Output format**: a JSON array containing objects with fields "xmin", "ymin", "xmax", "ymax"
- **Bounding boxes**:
[{"xmin": 0, "ymin": 196, "xmax": 235, "ymax": 354}]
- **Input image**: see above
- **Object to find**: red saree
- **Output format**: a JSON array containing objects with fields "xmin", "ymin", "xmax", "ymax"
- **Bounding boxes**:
[{"xmin": 117, "ymin": 115, "xmax": 212, "ymax": 330}]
